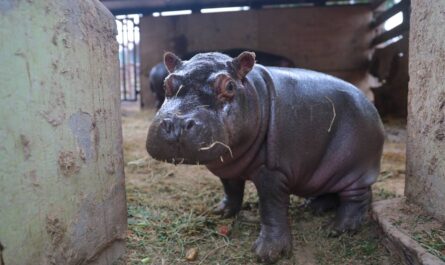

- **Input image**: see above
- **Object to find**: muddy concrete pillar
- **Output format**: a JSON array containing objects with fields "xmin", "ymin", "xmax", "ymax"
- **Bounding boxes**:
[
  {"xmin": 0, "ymin": 1, "xmax": 127, "ymax": 264},
  {"xmin": 406, "ymin": 0, "xmax": 445, "ymax": 222}
]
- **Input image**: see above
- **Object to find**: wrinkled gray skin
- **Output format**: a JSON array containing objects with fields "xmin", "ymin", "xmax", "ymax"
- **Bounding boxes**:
[
  {"xmin": 146, "ymin": 51, "xmax": 384, "ymax": 264},
  {"xmin": 148, "ymin": 49, "xmax": 295, "ymax": 109}
]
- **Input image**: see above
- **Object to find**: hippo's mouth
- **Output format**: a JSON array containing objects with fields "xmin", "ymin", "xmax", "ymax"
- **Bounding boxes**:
[
  {"xmin": 198, "ymin": 141, "xmax": 233, "ymax": 158},
  {"xmin": 164, "ymin": 157, "xmax": 211, "ymax": 165},
  {"xmin": 148, "ymin": 140, "xmax": 233, "ymax": 166}
]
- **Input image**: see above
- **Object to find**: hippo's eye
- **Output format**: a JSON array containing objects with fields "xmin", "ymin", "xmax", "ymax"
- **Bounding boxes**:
[
  {"xmin": 221, "ymin": 81, "xmax": 236, "ymax": 98},
  {"xmin": 226, "ymin": 82, "xmax": 235, "ymax": 93},
  {"xmin": 215, "ymin": 76, "xmax": 236, "ymax": 102}
]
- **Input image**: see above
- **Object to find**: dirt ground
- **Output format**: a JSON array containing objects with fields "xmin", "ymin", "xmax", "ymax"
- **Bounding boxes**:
[
  {"xmin": 373, "ymin": 197, "xmax": 445, "ymax": 263},
  {"xmin": 121, "ymin": 105, "xmax": 406, "ymax": 265}
]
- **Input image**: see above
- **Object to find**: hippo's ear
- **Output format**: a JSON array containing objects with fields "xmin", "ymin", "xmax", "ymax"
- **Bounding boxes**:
[
  {"xmin": 164, "ymin": 52, "xmax": 182, "ymax": 73},
  {"xmin": 232, "ymin": 51, "xmax": 256, "ymax": 79}
]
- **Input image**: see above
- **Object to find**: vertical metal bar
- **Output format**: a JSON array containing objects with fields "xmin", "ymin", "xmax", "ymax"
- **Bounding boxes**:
[
  {"xmin": 136, "ymin": 26, "xmax": 140, "ymax": 100},
  {"xmin": 129, "ymin": 18, "xmax": 135, "ymax": 101},
  {"xmin": 122, "ymin": 18, "xmax": 127, "ymax": 101},
  {"xmin": 136, "ymin": 18, "xmax": 141, "ymax": 101},
  {"xmin": 118, "ymin": 19, "xmax": 125, "ymax": 100},
  {"xmin": 128, "ymin": 17, "xmax": 133, "ymax": 100},
  {"xmin": 132, "ymin": 17, "xmax": 138, "ymax": 101}
]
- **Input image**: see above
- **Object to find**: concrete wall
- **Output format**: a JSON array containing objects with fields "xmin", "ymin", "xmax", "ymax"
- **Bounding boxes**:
[
  {"xmin": 0, "ymin": 1, "xmax": 127, "ymax": 264},
  {"xmin": 139, "ymin": 6, "xmax": 374, "ymax": 107},
  {"xmin": 406, "ymin": 0, "xmax": 445, "ymax": 222}
]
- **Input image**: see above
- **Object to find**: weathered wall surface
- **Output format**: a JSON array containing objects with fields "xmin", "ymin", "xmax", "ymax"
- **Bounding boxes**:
[
  {"xmin": 406, "ymin": 0, "xmax": 445, "ymax": 222},
  {"xmin": 0, "ymin": 1, "xmax": 127, "ymax": 264},
  {"xmin": 139, "ymin": 6, "xmax": 374, "ymax": 107}
]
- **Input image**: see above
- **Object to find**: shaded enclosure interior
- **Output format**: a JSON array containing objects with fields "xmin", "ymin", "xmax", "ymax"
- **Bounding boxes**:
[
  {"xmin": 104, "ymin": 0, "xmax": 411, "ymax": 120},
  {"xmin": 101, "ymin": 1, "xmax": 408, "ymax": 120},
  {"xmin": 1, "ymin": 0, "xmax": 444, "ymax": 264},
  {"xmin": 141, "ymin": 4, "xmax": 372, "ymax": 105},
  {"xmin": 138, "ymin": 5, "xmax": 375, "ymax": 106},
  {"xmin": 106, "ymin": 0, "xmax": 423, "ymax": 264}
]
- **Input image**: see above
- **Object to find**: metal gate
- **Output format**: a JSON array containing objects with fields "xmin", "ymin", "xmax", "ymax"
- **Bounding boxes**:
[{"xmin": 116, "ymin": 14, "xmax": 141, "ymax": 101}]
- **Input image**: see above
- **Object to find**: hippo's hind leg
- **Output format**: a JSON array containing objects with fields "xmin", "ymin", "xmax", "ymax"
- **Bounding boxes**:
[
  {"xmin": 305, "ymin": 193, "xmax": 340, "ymax": 215},
  {"xmin": 251, "ymin": 166, "xmax": 292, "ymax": 264},
  {"xmin": 328, "ymin": 187, "xmax": 372, "ymax": 236},
  {"xmin": 213, "ymin": 178, "xmax": 245, "ymax": 218}
]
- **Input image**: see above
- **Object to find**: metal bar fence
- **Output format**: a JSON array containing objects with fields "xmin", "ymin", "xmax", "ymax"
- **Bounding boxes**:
[{"xmin": 116, "ymin": 15, "xmax": 141, "ymax": 101}]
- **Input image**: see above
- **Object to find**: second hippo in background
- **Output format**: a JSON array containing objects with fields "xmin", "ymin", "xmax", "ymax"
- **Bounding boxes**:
[{"xmin": 147, "ymin": 49, "xmax": 295, "ymax": 109}]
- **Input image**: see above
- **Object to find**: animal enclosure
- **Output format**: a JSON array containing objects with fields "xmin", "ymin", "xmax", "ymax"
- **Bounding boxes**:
[
  {"xmin": 1, "ymin": 0, "xmax": 444, "ymax": 264},
  {"xmin": 107, "ymin": 0, "xmax": 444, "ymax": 263}
]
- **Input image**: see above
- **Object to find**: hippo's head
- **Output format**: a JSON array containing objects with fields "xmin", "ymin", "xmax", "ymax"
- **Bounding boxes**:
[{"xmin": 146, "ymin": 51, "xmax": 257, "ymax": 165}]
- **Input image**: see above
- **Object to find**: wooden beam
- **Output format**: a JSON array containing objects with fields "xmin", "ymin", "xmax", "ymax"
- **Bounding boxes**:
[
  {"xmin": 371, "ymin": 0, "xmax": 387, "ymax": 9},
  {"xmin": 371, "ymin": 22, "xmax": 409, "ymax": 47},
  {"xmin": 370, "ymin": 0, "xmax": 410, "ymax": 28},
  {"xmin": 101, "ymin": 0, "xmax": 372, "ymax": 15},
  {"xmin": 313, "ymin": 0, "xmax": 327, "ymax": 7},
  {"xmin": 402, "ymin": 0, "xmax": 411, "ymax": 23}
]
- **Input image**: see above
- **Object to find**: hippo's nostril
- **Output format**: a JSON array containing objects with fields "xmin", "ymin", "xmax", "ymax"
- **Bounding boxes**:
[
  {"xmin": 161, "ymin": 119, "xmax": 173, "ymax": 133},
  {"xmin": 185, "ymin": 119, "xmax": 196, "ymax": 130}
]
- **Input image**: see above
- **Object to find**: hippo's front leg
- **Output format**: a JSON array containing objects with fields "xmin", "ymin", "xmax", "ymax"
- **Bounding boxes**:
[
  {"xmin": 251, "ymin": 166, "xmax": 292, "ymax": 263},
  {"xmin": 213, "ymin": 178, "xmax": 245, "ymax": 218}
]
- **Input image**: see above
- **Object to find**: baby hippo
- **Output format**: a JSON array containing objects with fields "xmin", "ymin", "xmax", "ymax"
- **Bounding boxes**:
[{"xmin": 146, "ymin": 51, "xmax": 384, "ymax": 263}]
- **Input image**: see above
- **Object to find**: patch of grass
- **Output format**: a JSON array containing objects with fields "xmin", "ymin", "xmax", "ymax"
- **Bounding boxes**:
[
  {"xmin": 413, "ymin": 228, "xmax": 445, "ymax": 261},
  {"xmin": 126, "ymin": 190, "xmax": 216, "ymax": 264},
  {"xmin": 124, "ymin": 173, "xmax": 394, "ymax": 265},
  {"xmin": 374, "ymin": 188, "xmax": 397, "ymax": 200},
  {"xmin": 125, "ymin": 178, "xmax": 260, "ymax": 265},
  {"xmin": 314, "ymin": 222, "xmax": 386, "ymax": 265},
  {"xmin": 291, "ymin": 209, "xmax": 389, "ymax": 265}
]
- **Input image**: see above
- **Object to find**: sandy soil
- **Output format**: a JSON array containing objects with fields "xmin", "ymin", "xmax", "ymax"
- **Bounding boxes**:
[{"xmin": 121, "ymin": 105, "xmax": 406, "ymax": 265}]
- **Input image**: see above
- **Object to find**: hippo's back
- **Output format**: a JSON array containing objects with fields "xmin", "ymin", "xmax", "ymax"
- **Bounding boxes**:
[
  {"xmin": 267, "ymin": 67, "xmax": 376, "ymax": 118},
  {"xmin": 264, "ymin": 66, "xmax": 383, "ymax": 135},
  {"xmin": 254, "ymin": 65, "xmax": 384, "ymax": 195}
]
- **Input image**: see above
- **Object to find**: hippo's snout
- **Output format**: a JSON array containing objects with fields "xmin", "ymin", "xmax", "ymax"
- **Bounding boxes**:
[
  {"xmin": 146, "ymin": 112, "xmax": 229, "ymax": 165},
  {"xmin": 159, "ymin": 117, "xmax": 200, "ymax": 142}
]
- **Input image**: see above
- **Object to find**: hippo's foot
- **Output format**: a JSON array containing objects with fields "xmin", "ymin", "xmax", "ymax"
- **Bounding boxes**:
[
  {"xmin": 252, "ymin": 225, "xmax": 292, "ymax": 264},
  {"xmin": 251, "ymin": 167, "xmax": 292, "ymax": 264},
  {"xmin": 305, "ymin": 193, "xmax": 339, "ymax": 215},
  {"xmin": 327, "ymin": 190, "xmax": 371, "ymax": 237},
  {"xmin": 213, "ymin": 197, "xmax": 242, "ymax": 218},
  {"xmin": 213, "ymin": 178, "xmax": 245, "ymax": 218}
]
